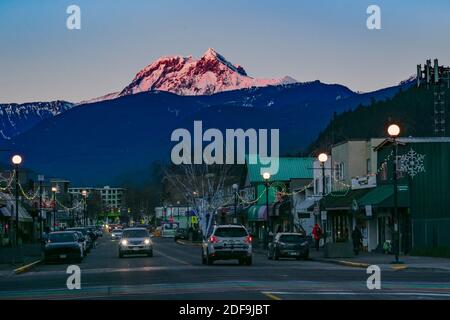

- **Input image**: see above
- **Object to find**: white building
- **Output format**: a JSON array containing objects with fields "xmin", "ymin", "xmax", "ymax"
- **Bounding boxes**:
[{"xmin": 68, "ymin": 186, "xmax": 125, "ymax": 210}]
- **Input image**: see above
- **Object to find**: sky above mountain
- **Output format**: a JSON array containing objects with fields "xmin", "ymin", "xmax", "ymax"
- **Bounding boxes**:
[{"xmin": 1, "ymin": 0, "xmax": 450, "ymax": 103}]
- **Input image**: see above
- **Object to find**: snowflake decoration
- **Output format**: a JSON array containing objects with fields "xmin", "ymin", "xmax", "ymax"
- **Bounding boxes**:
[{"xmin": 399, "ymin": 148, "xmax": 426, "ymax": 178}]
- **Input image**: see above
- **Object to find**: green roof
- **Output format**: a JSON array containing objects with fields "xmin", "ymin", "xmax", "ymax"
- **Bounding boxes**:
[{"xmin": 246, "ymin": 155, "xmax": 314, "ymax": 183}]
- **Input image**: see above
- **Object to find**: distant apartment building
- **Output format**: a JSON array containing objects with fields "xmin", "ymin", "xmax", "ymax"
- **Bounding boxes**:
[{"xmin": 68, "ymin": 186, "xmax": 125, "ymax": 210}]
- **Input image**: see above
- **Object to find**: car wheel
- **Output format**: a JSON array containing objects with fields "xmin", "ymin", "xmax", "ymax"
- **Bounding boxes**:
[
  {"xmin": 201, "ymin": 251, "xmax": 206, "ymax": 265},
  {"xmin": 238, "ymin": 258, "xmax": 244, "ymax": 265},
  {"xmin": 246, "ymin": 257, "xmax": 253, "ymax": 266},
  {"xmin": 303, "ymin": 252, "xmax": 309, "ymax": 260},
  {"xmin": 273, "ymin": 250, "xmax": 279, "ymax": 260},
  {"xmin": 206, "ymin": 252, "xmax": 214, "ymax": 265}
]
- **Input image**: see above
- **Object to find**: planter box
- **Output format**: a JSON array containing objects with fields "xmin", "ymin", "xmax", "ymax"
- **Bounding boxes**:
[{"xmin": 324, "ymin": 242, "xmax": 355, "ymax": 258}]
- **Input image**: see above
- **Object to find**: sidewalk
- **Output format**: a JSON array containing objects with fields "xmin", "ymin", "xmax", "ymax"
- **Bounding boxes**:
[
  {"xmin": 0, "ymin": 244, "xmax": 43, "ymax": 275},
  {"xmin": 309, "ymin": 249, "xmax": 450, "ymax": 272}
]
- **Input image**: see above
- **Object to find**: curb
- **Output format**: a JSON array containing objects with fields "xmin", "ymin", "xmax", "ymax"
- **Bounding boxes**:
[
  {"xmin": 176, "ymin": 239, "xmax": 202, "ymax": 247},
  {"xmin": 14, "ymin": 260, "xmax": 42, "ymax": 274},
  {"xmin": 310, "ymin": 257, "xmax": 370, "ymax": 269}
]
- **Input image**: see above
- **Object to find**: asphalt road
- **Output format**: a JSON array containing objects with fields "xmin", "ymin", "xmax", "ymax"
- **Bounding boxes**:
[{"xmin": 1, "ymin": 234, "xmax": 450, "ymax": 300}]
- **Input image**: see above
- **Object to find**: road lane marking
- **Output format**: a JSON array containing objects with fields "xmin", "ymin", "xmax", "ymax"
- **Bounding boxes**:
[
  {"xmin": 14, "ymin": 260, "xmax": 42, "ymax": 274},
  {"xmin": 153, "ymin": 249, "xmax": 192, "ymax": 265},
  {"xmin": 262, "ymin": 292, "xmax": 282, "ymax": 300}
]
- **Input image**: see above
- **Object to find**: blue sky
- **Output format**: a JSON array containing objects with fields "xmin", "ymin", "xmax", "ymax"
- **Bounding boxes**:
[{"xmin": 1, "ymin": 0, "xmax": 449, "ymax": 103}]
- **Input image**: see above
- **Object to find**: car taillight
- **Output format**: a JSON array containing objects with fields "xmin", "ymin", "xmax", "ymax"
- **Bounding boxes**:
[
  {"xmin": 210, "ymin": 235, "xmax": 219, "ymax": 243},
  {"xmin": 245, "ymin": 235, "xmax": 252, "ymax": 243}
]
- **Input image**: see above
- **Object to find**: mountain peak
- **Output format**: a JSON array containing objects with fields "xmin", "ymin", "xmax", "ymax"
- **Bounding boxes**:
[{"xmin": 118, "ymin": 49, "xmax": 297, "ymax": 97}]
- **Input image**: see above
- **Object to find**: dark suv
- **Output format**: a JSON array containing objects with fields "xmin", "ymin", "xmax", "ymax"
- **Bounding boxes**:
[{"xmin": 268, "ymin": 233, "xmax": 309, "ymax": 260}]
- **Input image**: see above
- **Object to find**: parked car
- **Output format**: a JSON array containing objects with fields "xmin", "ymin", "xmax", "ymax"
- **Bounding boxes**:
[
  {"xmin": 202, "ymin": 225, "xmax": 252, "ymax": 266},
  {"xmin": 174, "ymin": 228, "xmax": 189, "ymax": 241},
  {"xmin": 43, "ymin": 231, "xmax": 84, "ymax": 263},
  {"xmin": 267, "ymin": 232, "xmax": 309, "ymax": 260},
  {"xmin": 73, "ymin": 231, "xmax": 88, "ymax": 256},
  {"xmin": 67, "ymin": 228, "xmax": 93, "ymax": 251},
  {"xmin": 111, "ymin": 228, "xmax": 123, "ymax": 240},
  {"xmin": 118, "ymin": 228, "xmax": 153, "ymax": 258}
]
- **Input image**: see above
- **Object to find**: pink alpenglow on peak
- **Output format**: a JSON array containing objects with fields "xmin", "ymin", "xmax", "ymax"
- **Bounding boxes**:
[{"xmin": 119, "ymin": 48, "xmax": 297, "ymax": 96}]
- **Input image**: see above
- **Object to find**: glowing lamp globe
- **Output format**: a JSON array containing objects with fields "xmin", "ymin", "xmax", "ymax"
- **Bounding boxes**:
[
  {"xmin": 388, "ymin": 124, "xmax": 401, "ymax": 137},
  {"xmin": 12, "ymin": 155, "xmax": 22, "ymax": 165},
  {"xmin": 262, "ymin": 172, "xmax": 271, "ymax": 180},
  {"xmin": 318, "ymin": 153, "xmax": 328, "ymax": 163}
]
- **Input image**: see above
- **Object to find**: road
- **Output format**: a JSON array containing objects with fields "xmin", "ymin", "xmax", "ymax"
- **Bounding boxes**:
[{"xmin": 1, "ymin": 234, "xmax": 450, "ymax": 300}]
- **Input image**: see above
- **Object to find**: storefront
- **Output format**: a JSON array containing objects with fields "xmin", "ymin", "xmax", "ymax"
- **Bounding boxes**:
[
  {"xmin": 320, "ymin": 189, "xmax": 372, "ymax": 245},
  {"xmin": 358, "ymin": 184, "xmax": 410, "ymax": 254}
]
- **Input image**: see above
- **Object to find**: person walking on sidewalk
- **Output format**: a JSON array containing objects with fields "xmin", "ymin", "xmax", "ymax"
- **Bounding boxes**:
[
  {"xmin": 312, "ymin": 224, "xmax": 323, "ymax": 251},
  {"xmin": 352, "ymin": 226, "xmax": 363, "ymax": 255}
]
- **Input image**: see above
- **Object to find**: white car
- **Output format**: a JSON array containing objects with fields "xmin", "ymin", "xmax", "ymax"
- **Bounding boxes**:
[
  {"xmin": 202, "ymin": 225, "xmax": 253, "ymax": 266},
  {"xmin": 118, "ymin": 228, "xmax": 153, "ymax": 258},
  {"xmin": 111, "ymin": 228, "xmax": 123, "ymax": 240}
]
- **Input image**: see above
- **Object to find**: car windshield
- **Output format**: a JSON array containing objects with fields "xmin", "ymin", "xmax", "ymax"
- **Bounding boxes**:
[
  {"xmin": 122, "ymin": 229, "xmax": 149, "ymax": 238},
  {"xmin": 279, "ymin": 235, "xmax": 306, "ymax": 243},
  {"xmin": 113, "ymin": 229, "xmax": 122, "ymax": 233},
  {"xmin": 214, "ymin": 227, "xmax": 247, "ymax": 238},
  {"xmin": 49, "ymin": 233, "xmax": 75, "ymax": 243}
]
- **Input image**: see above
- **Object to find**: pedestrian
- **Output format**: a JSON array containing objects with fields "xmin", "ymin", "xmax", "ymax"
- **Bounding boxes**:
[
  {"xmin": 352, "ymin": 226, "xmax": 363, "ymax": 255},
  {"xmin": 312, "ymin": 224, "xmax": 322, "ymax": 251}
]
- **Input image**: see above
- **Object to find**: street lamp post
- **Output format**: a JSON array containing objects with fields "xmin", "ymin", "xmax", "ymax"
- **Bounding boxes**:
[
  {"xmin": 52, "ymin": 187, "xmax": 57, "ymax": 231},
  {"xmin": 262, "ymin": 172, "xmax": 271, "ymax": 249},
  {"xmin": 232, "ymin": 184, "xmax": 239, "ymax": 224},
  {"xmin": 38, "ymin": 175, "xmax": 44, "ymax": 240},
  {"xmin": 318, "ymin": 153, "xmax": 328, "ymax": 245},
  {"xmin": 82, "ymin": 190, "xmax": 87, "ymax": 227},
  {"xmin": 388, "ymin": 124, "xmax": 402, "ymax": 264},
  {"xmin": 12, "ymin": 155, "xmax": 22, "ymax": 247}
]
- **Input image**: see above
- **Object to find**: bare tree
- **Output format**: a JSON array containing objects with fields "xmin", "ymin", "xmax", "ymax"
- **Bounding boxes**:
[{"xmin": 164, "ymin": 163, "xmax": 235, "ymax": 236}]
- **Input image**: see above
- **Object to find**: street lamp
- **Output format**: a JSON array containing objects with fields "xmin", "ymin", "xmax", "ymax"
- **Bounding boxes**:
[
  {"xmin": 318, "ymin": 153, "xmax": 328, "ymax": 246},
  {"xmin": 12, "ymin": 155, "xmax": 22, "ymax": 246},
  {"xmin": 81, "ymin": 190, "xmax": 87, "ymax": 227},
  {"xmin": 232, "ymin": 184, "xmax": 239, "ymax": 224},
  {"xmin": 388, "ymin": 124, "xmax": 402, "ymax": 264},
  {"xmin": 51, "ymin": 187, "xmax": 57, "ymax": 231},
  {"xmin": 262, "ymin": 172, "xmax": 271, "ymax": 249}
]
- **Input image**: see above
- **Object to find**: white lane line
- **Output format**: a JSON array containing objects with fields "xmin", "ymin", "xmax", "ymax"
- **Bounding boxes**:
[{"xmin": 153, "ymin": 249, "xmax": 192, "ymax": 265}]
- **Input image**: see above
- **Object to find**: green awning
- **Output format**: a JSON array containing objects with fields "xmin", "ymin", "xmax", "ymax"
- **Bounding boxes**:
[
  {"xmin": 245, "ymin": 205, "xmax": 268, "ymax": 221},
  {"xmin": 359, "ymin": 184, "xmax": 409, "ymax": 208},
  {"xmin": 320, "ymin": 188, "xmax": 372, "ymax": 211}
]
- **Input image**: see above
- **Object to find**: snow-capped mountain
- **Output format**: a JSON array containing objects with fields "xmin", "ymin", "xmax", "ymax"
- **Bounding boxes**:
[
  {"xmin": 118, "ymin": 48, "xmax": 297, "ymax": 97},
  {"xmin": 0, "ymin": 101, "xmax": 74, "ymax": 140}
]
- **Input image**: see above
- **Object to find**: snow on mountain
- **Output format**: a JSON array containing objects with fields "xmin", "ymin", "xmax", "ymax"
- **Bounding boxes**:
[
  {"xmin": 0, "ymin": 101, "xmax": 74, "ymax": 140},
  {"xmin": 118, "ymin": 48, "xmax": 297, "ymax": 97}
]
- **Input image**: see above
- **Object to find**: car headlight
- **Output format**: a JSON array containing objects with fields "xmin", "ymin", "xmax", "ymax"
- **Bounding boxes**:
[
  {"xmin": 144, "ymin": 238, "xmax": 150, "ymax": 245},
  {"xmin": 121, "ymin": 239, "xmax": 128, "ymax": 246}
]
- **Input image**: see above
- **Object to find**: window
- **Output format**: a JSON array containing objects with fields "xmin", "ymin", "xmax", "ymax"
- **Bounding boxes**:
[
  {"xmin": 380, "ymin": 162, "xmax": 388, "ymax": 181},
  {"xmin": 334, "ymin": 162, "xmax": 344, "ymax": 181}
]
